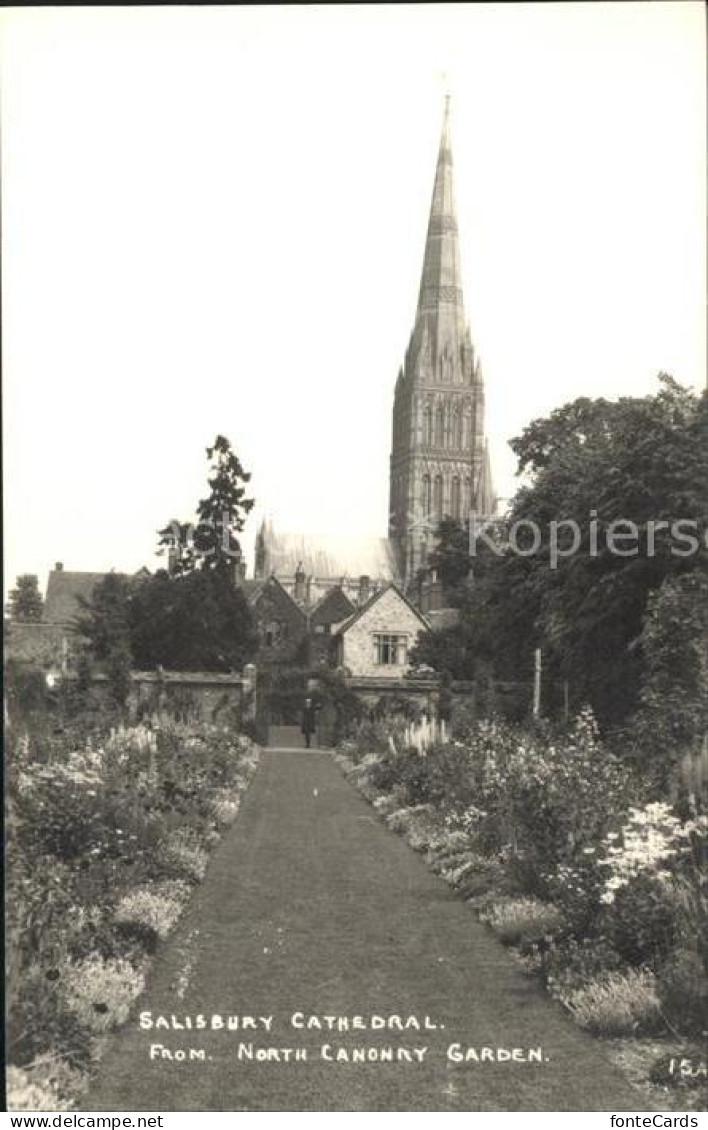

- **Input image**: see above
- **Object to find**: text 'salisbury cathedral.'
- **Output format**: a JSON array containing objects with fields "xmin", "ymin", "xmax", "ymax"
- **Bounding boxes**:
[{"xmin": 255, "ymin": 97, "xmax": 496, "ymax": 610}]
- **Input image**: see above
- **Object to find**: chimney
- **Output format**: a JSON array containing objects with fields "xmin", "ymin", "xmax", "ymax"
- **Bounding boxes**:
[
  {"xmin": 358, "ymin": 574, "xmax": 371, "ymax": 605},
  {"xmin": 55, "ymin": 562, "xmax": 64, "ymax": 572},
  {"xmin": 167, "ymin": 546, "xmax": 179, "ymax": 576},
  {"xmin": 294, "ymin": 562, "xmax": 306, "ymax": 604}
]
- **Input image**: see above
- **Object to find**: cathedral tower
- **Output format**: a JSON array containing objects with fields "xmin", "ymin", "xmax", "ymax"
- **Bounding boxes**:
[{"xmin": 388, "ymin": 97, "xmax": 495, "ymax": 589}]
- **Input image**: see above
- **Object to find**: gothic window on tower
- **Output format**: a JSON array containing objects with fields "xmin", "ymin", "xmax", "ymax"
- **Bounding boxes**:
[
  {"xmin": 435, "ymin": 404, "xmax": 444, "ymax": 447},
  {"xmin": 434, "ymin": 474, "xmax": 443, "ymax": 516},
  {"xmin": 454, "ymin": 406, "xmax": 463, "ymax": 448},
  {"xmin": 463, "ymin": 404, "xmax": 472, "ymax": 449},
  {"xmin": 451, "ymin": 476, "xmax": 461, "ymax": 521},
  {"xmin": 424, "ymin": 406, "xmax": 433, "ymax": 446},
  {"xmin": 465, "ymin": 475, "xmax": 473, "ymax": 517},
  {"xmin": 422, "ymin": 474, "xmax": 432, "ymax": 514},
  {"xmin": 444, "ymin": 403, "xmax": 452, "ymax": 448}
]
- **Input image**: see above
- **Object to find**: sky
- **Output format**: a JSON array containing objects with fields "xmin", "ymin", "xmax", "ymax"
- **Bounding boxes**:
[{"xmin": 2, "ymin": 3, "xmax": 705, "ymax": 596}]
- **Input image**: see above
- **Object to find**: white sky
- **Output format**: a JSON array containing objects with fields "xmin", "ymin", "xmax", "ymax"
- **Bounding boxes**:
[{"xmin": 2, "ymin": 3, "xmax": 706, "ymax": 595}]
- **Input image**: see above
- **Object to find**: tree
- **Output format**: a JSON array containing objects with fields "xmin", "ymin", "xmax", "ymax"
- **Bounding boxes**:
[
  {"xmin": 129, "ymin": 569, "xmax": 258, "ymax": 672},
  {"xmin": 74, "ymin": 573, "xmax": 134, "ymax": 707},
  {"xmin": 415, "ymin": 376, "xmax": 708, "ymax": 731},
  {"xmin": 134, "ymin": 436, "xmax": 259, "ymax": 671},
  {"xmin": 426, "ymin": 517, "xmax": 473, "ymax": 600},
  {"xmin": 7, "ymin": 575, "xmax": 44, "ymax": 622},
  {"xmin": 158, "ymin": 435, "xmax": 254, "ymax": 576},
  {"xmin": 495, "ymin": 377, "xmax": 705, "ymax": 722},
  {"xmin": 633, "ymin": 569, "xmax": 708, "ymax": 768}
]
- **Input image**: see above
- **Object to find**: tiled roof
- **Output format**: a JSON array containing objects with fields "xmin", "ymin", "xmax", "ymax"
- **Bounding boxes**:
[
  {"xmin": 44, "ymin": 571, "xmax": 121, "ymax": 626},
  {"xmin": 309, "ymin": 586, "xmax": 356, "ymax": 626},
  {"xmin": 259, "ymin": 528, "xmax": 399, "ymax": 582},
  {"xmin": 241, "ymin": 579, "xmax": 265, "ymax": 604},
  {"xmin": 335, "ymin": 583, "xmax": 430, "ymax": 637}
]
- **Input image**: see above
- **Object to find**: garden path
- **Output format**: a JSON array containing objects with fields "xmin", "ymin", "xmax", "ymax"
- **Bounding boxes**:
[{"xmin": 87, "ymin": 749, "xmax": 639, "ymax": 1111}]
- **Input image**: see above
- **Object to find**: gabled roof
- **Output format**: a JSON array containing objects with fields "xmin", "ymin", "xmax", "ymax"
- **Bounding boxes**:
[
  {"xmin": 44, "ymin": 570, "xmax": 123, "ymax": 626},
  {"xmin": 248, "ymin": 574, "xmax": 307, "ymax": 623},
  {"xmin": 309, "ymin": 585, "xmax": 356, "ymax": 627},
  {"xmin": 334, "ymin": 583, "xmax": 430, "ymax": 637},
  {"xmin": 241, "ymin": 579, "xmax": 265, "ymax": 604}
]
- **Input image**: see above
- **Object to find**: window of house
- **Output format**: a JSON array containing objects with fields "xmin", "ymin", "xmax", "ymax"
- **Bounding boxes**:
[
  {"xmin": 374, "ymin": 634, "xmax": 407, "ymax": 665},
  {"xmin": 264, "ymin": 620, "xmax": 286, "ymax": 647}
]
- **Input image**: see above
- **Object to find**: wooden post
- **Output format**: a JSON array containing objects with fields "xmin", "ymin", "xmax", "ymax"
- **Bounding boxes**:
[
  {"xmin": 563, "ymin": 679, "xmax": 570, "ymax": 724},
  {"xmin": 533, "ymin": 648, "xmax": 542, "ymax": 719}
]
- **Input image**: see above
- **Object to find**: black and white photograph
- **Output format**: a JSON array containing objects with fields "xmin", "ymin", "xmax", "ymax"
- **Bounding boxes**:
[{"xmin": 3, "ymin": 3, "xmax": 706, "ymax": 1115}]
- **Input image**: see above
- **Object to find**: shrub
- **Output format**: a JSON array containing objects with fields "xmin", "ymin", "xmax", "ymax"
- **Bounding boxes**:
[
  {"xmin": 114, "ymin": 887, "xmax": 186, "ymax": 943},
  {"xmin": 479, "ymin": 896, "xmax": 565, "ymax": 949},
  {"xmin": 604, "ymin": 874, "xmax": 681, "ymax": 966},
  {"xmin": 353, "ymin": 720, "xmax": 400, "ymax": 758},
  {"xmin": 6, "ymin": 1067, "xmax": 65, "ymax": 1112},
  {"xmin": 62, "ymin": 956, "xmax": 145, "ymax": 1033},
  {"xmin": 455, "ymin": 856, "xmax": 511, "ymax": 900},
  {"xmin": 442, "ymin": 851, "xmax": 500, "ymax": 889},
  {"xmin": 158, "ymin": 833, "xmax": 209, "ymax": 883},
  {"xmin": 562, "ymin": 969, "xmax": 662, "ymax": 1036},
  {"xmin": 7, "ymin": 963, "xmax": 94, "ymax": 1068},
  {"xmin": 538, "ymin": 935, "xmax": 624, "ymax": 996},
  {"xmin": 210, "ymin": 790, "xmax": 241, "ymax": 827},
  {"xmin": 598, "ymin": 802, "xmax": 697, "ymax": 904},
  {"xmin": 6, "ymin": 718, "xmax": 260, "ymax": 1111}
]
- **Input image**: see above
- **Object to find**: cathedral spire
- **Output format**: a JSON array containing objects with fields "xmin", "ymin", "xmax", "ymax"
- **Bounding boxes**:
[
  {"xmin": 414, "ymin": 94, "xmax": 467, "ymax": 376},
  {"xmin": 389, "ymin": 96, "xmax": 495, "ymax": 591}
]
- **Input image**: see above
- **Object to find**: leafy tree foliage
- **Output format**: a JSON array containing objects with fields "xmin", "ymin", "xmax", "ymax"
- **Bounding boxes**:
[
  {"xmin": 129, "ymin": 569, "xmax": 258, "ymax": 672},
  {"xmin": 158, "ymin": 435, "xmax": 254, "ymax": 576},
  {"xmin": 77, "ymin": 439, "xmax": 258, "ymax": 675},
  {"xmin": 7, "ymin": 575, "xmax": 44, "ymax": 622},
  {"xmin": 416, "ymin": 376, "xmax": 707, "ymax": 731},
  {"xmin": 633, "ymin": 570, "xmax": 708, "ymax": 764},
  {"xmin": 74, "ymin": 573, "xmax": 133, "ymax": 707}
]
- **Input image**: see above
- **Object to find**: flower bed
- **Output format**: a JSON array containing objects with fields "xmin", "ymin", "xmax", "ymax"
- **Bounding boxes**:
[
  {"xmin": 6, "ymin": 720, "xmax": 260, "ymax": 1111},
  {"xmin": 335, "ymin": 711, "xmax": 707, "ymax": 1107}
]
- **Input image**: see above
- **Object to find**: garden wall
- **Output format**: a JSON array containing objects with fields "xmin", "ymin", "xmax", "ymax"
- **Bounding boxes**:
[{"xmin": 60, "ymin": 667, "xmax": 258, "ymax": 726}]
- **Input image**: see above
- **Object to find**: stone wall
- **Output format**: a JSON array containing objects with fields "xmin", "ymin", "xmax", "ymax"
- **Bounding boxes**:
[
  {"xmin": 345, "ymin": 676, "xmax": 440, "ymax": 717},
  {"xmin": 59, "ymin": 667, "xmax": 257, "ymax": 726}
]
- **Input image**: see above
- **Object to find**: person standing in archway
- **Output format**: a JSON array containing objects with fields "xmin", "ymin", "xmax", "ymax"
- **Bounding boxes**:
[{"xmin": 301, "ymin": 697, "xmax": 318, "ymax": 749}]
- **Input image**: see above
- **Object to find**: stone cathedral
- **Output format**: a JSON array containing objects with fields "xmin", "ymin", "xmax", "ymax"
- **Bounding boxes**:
[
  {"xmin": 389, "ymin": 95, "xmax": 495, "ymax": 586},
  {"xmin": 255, "ymin": 97, "xmax": 495, "ymax": 608}
]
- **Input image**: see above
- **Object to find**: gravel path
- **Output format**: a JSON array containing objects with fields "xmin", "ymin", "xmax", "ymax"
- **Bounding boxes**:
[{"xmin": 87, "ymin": 749, "xmax": 640, "ymax": 1111}]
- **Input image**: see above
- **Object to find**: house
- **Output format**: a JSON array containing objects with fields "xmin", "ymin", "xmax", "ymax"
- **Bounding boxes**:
[
  {"xmin": 6, "ymin": 563, "xmax": 122, "ymax": 672},
  {"xmin": 307, "ymin": 585, "xmax": 357, "ymax": 664},
  {"xmin": 333, "ymin": 584, "xmax": 430, "ymax": 679},
  {"xmin": 243, "ymin": 575, "xmax": 308, "ymax": 662}
]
